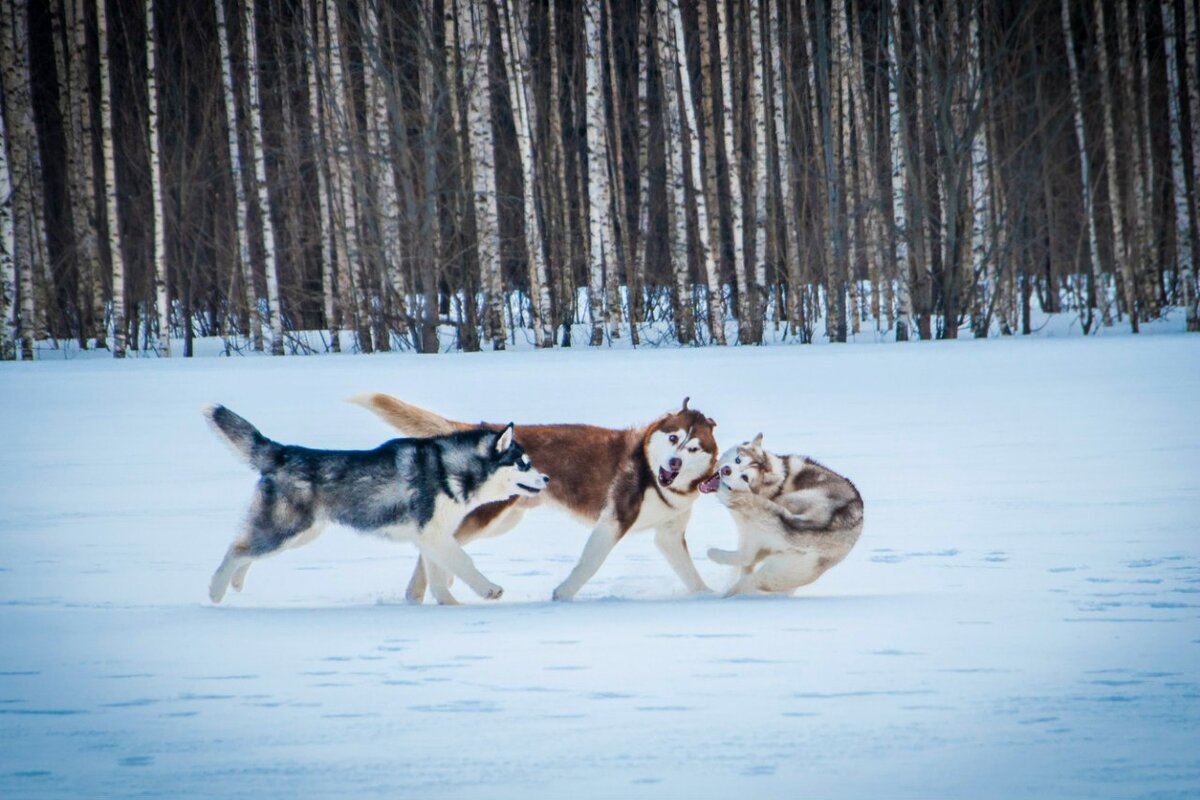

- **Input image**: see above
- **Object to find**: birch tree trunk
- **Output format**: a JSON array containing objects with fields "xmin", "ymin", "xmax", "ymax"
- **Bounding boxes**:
[
  {"xmin": 500, "ymin": 0, "xmax": 553, "ymax": 347},
  {"xmin": 214, "ymin": 0, "xmax": 261, "ymax": 349},
  {"xmin": 461, "ymin": 0, "xmax": 505, "ymax": 349},
  {"xmin": 767, "ymin": 0, "xmax": 798, "ymax": 334},
  {"xmin": 242, "ymin": 0, "xmax": 283, "ymax": 354},
  {"xmin": 746, "ymin": 0, "xmax": 768, "ymax": 343},
  {"xmin": 675, "ymin": 0, "xmax": 722, "ymax": 344},
  {"xmin": 0, "ymin": 91, "xmax": 15, "ymax": 359},
  {"xmin": 1093, "ymin": 0, "xmax": 1138, "ymax": 331},
  {"xmin": 695, "ymin": 0, "xmax": 727, "ymax": 344},
  {"xmin": 1, "ymin": 0, "xmax": 43, "ymax": 359},
  {"xmin": 363, "ymin": 0, "xmax": 406, "ymax": 340},
  {"xmin": 1116, "ymin": 0, "xmax": 1148, "ymax": 325},
  {"xmin": 658, "ymin": 0, "xmax": 693, "ymax": 344},
  {"xmin": 307, "ymin": 0, "xmax": 339, "ymax": 350},
  {"xmin": 888, "ymin": 0, "xmax": 911, "ymax": 341},
  {"xmin": 1061, "ymin": 0, "xmax": 1109, "ymax": 329},
  {"xmin": 716, "ymin": 0, "xmax": 748, "ymax": 342},
  {"xmin": 848, "ymin": 0, "xmax": 886, "ymax": 333},
  {"xmin": 585, "ymin": 0, "xmax": 612, "ymax": 345},
  {"xmin": 328, "ymin": 0, "xmax": 373, "ymax": 351},
  {"xmin": 145, "ymin": 0, "xmax": 170, "ymax": 354},
  {"xmin": 97, "ymin": 0, "xmax": 126, "ymax": 357},
  {"xmin": 1163, "ymin": 0, "xmax": 1192, "ymax": 325},
  {"xmin": 69, "ymin": 0, "xmax": 105, "ymax": 345},
  {"xmin": 1177, "ymin": 0, "xmax": 1200, "ymax": 330}
]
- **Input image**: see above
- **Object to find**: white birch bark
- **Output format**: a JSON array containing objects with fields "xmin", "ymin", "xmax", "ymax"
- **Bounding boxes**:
[
  {"xmin": 328, "ymin": 0, "xmax": 370, "ymax": 350},
  {"xmin": 1115, "ymin": 0, "xmax": 1146, "ymax": 325},
  {"xmin": 1, "ymin": 0, "xmax": 41, "ymax": 359},
  {"xmin": 748, "ymin": 0, "xmax": 768, "ymax": 340},
  {"xmin": 694, "ymin": 0, "xmax": 726, "ymax": 344},
  {"xmin": 604, "ymin": 0, "xmax": 633, "ymax": 338},
  {"xmin": 307, "ymin": 0, "xmax": 338, "ymax": 349},
  {"xmin": 146, "ymin": 0, "xmax": 170, "ymax": 354},
  {"xmin": 630, "ymin": 0, "xmax": 651, "ymax": 343},
  {"xmin": 214, "ymin": 0, "xmax": 261, "ymax": 349},
  {"xmin": 1136, "ymin": 0, "xmax": 1158, "ymax": 312},
  {"xmin": 585, "ymin": 0, "xmax": 612, "ymax": 344},
  {"xmin": 241, "ymin": 0, "xmax": 283, "ymax": 354},
  {"xmin": 657, "ymin": 0, "xmax": 693, "ymax": 342},
  {"xmin": 1187, "ymin": 0, "xmax": 1200, "ymax": 279},
  {"xmin": 97, "ymin": 0, "xmax": 126, "ymax": 357},
  {"xmin": 71, "ymin": 0, "xmax": 105, "ymax": 341},
  {"xmin": 716, "ymin": 0, "xmax": 748, "ymax": 341},
  {"xmin": 461, "ymin": 0, "xmax": 505, "ymax": 349},
  {"xmin": 363, "ymin": 0, "xmax": 406, "ymax": 336},
  {"xmin": 769, "ymin": 0, "xmax": 802, "ymax": 334},
  {"xmin": 1169, "ymin": 0, "xmax": 1199, "ymax": 330},
  {"xmin": 1062, "ymin": 0, "xmax": 1109, "ymax": 327},
  {"xmin": 500, "ymin": 0, "xmax": 553, "ymax": 347},
  {"xmin": 1093, "ymin": 0, "xmax": 1136, "ymax": 329},
  {"xmin": 0, "ymin": 93, "xmax": 15, "ymax": 359},
  {"xmin": 888, "ymin": 0, "xmax": 911, "ymax": 340}
]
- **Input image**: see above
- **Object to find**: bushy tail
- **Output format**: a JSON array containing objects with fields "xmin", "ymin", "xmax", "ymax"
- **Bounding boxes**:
[
  {"xmin": 204, "ymin": 404, "xmax": 281, "ymax": 471},
  {"xmin": 347, "ymin": 392, "xmax": 470, "ymax": 438}
]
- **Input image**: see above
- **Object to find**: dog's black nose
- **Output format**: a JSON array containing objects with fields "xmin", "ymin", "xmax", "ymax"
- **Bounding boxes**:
[{"xmin": 668, "ymin": 457, "xmax": 682, "ymax": 471}]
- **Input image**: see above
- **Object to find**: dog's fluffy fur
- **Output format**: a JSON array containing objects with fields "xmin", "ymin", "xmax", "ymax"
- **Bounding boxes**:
[
  {"xmin": 351, "ymin": 393, "xmax": 720, "ymax": 601},
  {"xmin": 702, "ymin": 434, "xmax": 863, "ymax": 597},
  {"xmin": 204, "ymin": 405, "xmax": 548, "ymax": 605}
]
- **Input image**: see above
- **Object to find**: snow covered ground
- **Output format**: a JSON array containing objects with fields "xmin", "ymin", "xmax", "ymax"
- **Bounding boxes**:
[{"xmin": 1, "ymin": 334, "xmax": 1198, "ymax": 798}]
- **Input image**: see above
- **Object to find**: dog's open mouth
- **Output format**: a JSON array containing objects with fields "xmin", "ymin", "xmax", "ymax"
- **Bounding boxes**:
[
  {"xmin": 657, "ymin": 466, "xmax": 680, "ymax": 487},
  {"xmin": 698, "ymin": 474, "xmax": 721, "ymax": 494},
  {"xmin": 517, "ymin": 483, "xmax": 543, "ymax": 494}
]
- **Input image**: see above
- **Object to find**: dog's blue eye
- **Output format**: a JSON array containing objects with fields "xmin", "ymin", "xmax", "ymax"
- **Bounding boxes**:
[
  {"xmin": 668, "ymin": 435, "xmax": 678, "ymax": 444},
  {"xmin": 735, "ymin": 457, "xmax": 741, "ymax": 464}
]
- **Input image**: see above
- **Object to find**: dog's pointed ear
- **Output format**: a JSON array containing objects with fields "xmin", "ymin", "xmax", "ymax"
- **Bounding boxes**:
[
  {"xmin": 752, "ymin": 432, "xmax": 764, "ymax": 448},
  {"xmin": 496, "ymin": 423, "xmax": 514, "ymax": 453},
  {"xmin": 706, "ymin": 416, "xmax": 717, "ymax": 427},
  {"xmin": 680, "ymin": 396, "xmax": 690, "ymax": 412}
]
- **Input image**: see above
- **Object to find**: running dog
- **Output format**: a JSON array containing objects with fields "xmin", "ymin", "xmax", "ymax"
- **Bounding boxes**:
[
  {"xmin": 701, "ymin": 434, "xmax": 863, "ymax": 597},
  {"xmin": 351, "ymin": 394, "xmax": 719, "ymax": 601},
  {"xmin": 204, "ymin": 405, "xmax": 549, "ymax": 605}
]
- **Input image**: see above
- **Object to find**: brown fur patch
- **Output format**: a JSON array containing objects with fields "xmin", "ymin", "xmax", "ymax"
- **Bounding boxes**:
[{"xmin": 359, "ymin": 393, "xmax": 720, "ymax": 539}]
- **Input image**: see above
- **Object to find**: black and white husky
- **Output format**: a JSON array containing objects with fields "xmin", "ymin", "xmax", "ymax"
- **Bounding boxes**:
[{"xmin": 204, "ymin": 405, "xmax": 549, "ymax": 605}]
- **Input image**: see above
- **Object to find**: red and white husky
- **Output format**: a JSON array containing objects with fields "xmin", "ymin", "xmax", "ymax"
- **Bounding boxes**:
[{"xmin": 352, "ymin": 394, "xmax": 719, "ymax": 602}]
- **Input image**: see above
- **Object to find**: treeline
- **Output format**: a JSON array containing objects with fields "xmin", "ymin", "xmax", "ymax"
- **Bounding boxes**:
[{"xmin": 1, "ymin": 0, "xmax": 1199, "ymax": 359}]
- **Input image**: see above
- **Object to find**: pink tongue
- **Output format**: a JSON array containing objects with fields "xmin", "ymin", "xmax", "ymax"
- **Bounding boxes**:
[{"xmin": 699, "ymin": 474, "xmax": 721, "ymax": 494}]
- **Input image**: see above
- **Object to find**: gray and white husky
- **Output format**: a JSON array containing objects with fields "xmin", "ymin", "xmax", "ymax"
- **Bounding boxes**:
[
  {"xmin": 700, "ymin": 434, "xmax": 863, "ymax": 597},
  {"xmin": 204, "ymin": 405, "xmax": 549, "ymax": 605}
]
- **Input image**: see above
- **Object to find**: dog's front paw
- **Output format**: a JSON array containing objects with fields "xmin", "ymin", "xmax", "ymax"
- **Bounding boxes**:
[
  {"xmin": 551, "ymin": 584, "xmax": 575, "ymax": 602},
  {"xmin": 481, "ymin": 583, "xmax": 504, "ymax": 601},
  {"xmin": 208, "ymin": 579, "xmax": 227, "ymax": 605}
]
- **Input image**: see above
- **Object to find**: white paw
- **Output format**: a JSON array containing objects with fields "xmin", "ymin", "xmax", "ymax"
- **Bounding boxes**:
[
  {"xmin": 208, "ymin": 579, "xmax": 227, "ymax": 605},
  {"xmin": 551, "ymin": 584, "xmax": 575, "ymax": 602},
  {"xmin": 481, "ymin": 583, "xmax": 504, "ymax": 601}
]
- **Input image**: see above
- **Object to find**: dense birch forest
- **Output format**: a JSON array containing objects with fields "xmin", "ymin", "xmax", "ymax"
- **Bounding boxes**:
[{"xmin": 1, "ymin": 0, "xmax": 1199, "ymax": 358}]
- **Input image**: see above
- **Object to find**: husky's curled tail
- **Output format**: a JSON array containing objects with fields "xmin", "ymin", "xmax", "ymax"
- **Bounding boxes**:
[
  {"xmin": 204, "ymin": 404, "xmax": 282, "ymax": 471},
  {"xmin": 348, "ymin": 393, "xmax": 468, "ymax": 438}
]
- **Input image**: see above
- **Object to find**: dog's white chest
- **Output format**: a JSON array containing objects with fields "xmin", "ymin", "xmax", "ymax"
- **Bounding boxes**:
[{"xmin": 630, "ymin": 488, "xmax": 690, "ymax": 531}]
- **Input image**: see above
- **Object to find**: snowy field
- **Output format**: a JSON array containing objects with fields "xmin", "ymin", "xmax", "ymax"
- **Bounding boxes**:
[{"xmin": 1, "ymin": 334, "xmax": 1198, "ymax": 798}]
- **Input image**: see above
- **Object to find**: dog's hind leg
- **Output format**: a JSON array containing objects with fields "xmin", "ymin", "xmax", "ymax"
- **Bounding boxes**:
[
  {"xmin": 230, "ymin": 561, "xmax": 252, "ymax": 592},
  {"xmin": 210, "ymin": 544, "xmax": 253, "ymax": 604}
]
